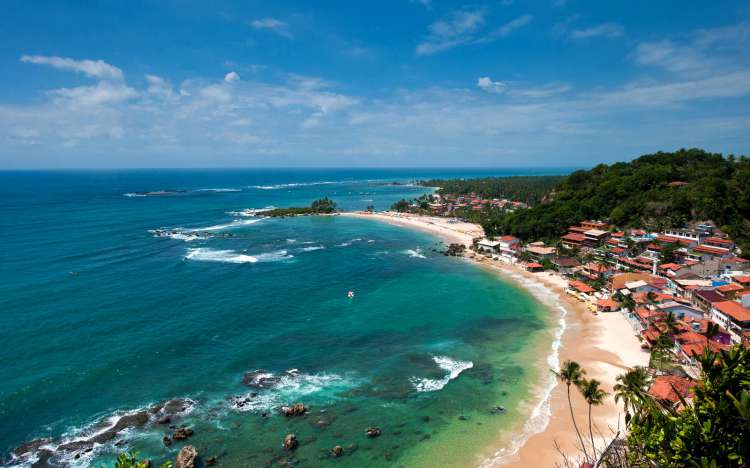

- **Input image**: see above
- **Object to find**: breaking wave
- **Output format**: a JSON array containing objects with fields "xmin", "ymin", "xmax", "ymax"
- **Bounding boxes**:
[
  {"xmin": 230, "ymin": 369, "xmax": 354, "ymax": 413},
  {"xmin": 411, "ymin": 356, "xmax": 473, "ymax": 392},
  {"xmin": 337, "ymin": 238, "xmax": 362, "ymax": 247},
  {"xmin": 227, "ymin": 207, "xmax": 275, "ymax": 217},
  {"xmin": 402, "ymin": 248, "xmax": 426, "ymax": 259},
  {"xmin": 192, "ymin": 217, "xmax": 266, "ymax": 232},
  {"xmin": 184, "ymin": 248, "xmax": 293, "ymax": 264}
]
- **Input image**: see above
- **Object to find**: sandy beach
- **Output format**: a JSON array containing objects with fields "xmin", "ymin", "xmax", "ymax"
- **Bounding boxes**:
[{"xmin": 342, "ymin": 211, "xmax": 650, "ymax": 467}]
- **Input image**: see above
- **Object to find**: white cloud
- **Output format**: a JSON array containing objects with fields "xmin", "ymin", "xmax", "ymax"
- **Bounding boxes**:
[
  {"xmin": 477, "ymin": 76, "xmax": 507, "ymax": 94},
  {"xmin": 21, "ymin": 55, "xmax": 124, "ymax": 81},
  {"xmin": 416, "ymin": 10, "xmax": 486, "ymax": 55},
  {"xmin": 250, "ymin": 18, "xmax": 293, "ymax": 38},
  {"xmin": 570, "ymin": 22, "xmax": 624, "ymax": 39},
  {"xmin": 49, "ymin": 81, "xmax": 138, "ymax": 107},
  {"xmin": 224, "ymin": 71, "xmax": 241, "ymax": 83},
  {"xmin": 481, "ymin": 14, "xmax": 533, "ymax": 42},
  {"xmin": 632, "ymin": 23, "xmax": 750, "ymax": 77},
  {"xmin": 416, "ymin": 11, "xmax": 532, "ymax": 55}
]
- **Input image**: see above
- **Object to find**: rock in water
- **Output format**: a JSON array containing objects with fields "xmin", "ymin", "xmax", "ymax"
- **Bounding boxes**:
[
  {"xmin": 280, "ymin": 403, "xmax": 308, "ymax": 416},
  {"xmin": 365, "ymin": 427, "xmax": 382, "ymax": 438},
  {"xmin": 331, "ymin": 445, "xmax": 343, "ymax": 457},
  {"xmin": 172, "ymin": 426, "xmax": 194, "ymax": 440},
  {"xmin": 242, "ymin": 369, "xmax": 280, "ymax": 388},
  {"xmin": 175, "ymin": 445, "xmax": 198, "ymax": 468},
  {"xmin": 283, "ymin": 433, "xmax": 298, "ymax": 450}
]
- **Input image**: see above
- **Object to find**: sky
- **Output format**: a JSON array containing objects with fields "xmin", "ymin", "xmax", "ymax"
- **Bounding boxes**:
[{"xmin": 2, "ymin": 1, "xmax": 750, "ymax": 169}]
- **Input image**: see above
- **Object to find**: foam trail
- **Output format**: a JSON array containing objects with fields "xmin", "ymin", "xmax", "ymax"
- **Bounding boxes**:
[
  {"xmin": 192, "ymin": 217, "xmax": 265, "ymax": 232},
  {"xmin": 299, "ymin": 245, "xmax": 325, "ymax": 252},
  {"xmin": 402, "ymin": 247, "xmax": 426, "ymax": 259},
  {"xmin": 478, "ymin": 271, "xmax": 568, "ymax": 467},
  {"xmin": 185, "ymin": 248, "xmax": 294, "ymax": 264},
  {"xmin": 196, "ymin": 188, "xmax": 242, "ymax": 192},
  {"xmin": 411, "ymin": 356, "xmax": 473, "ymax": 392},
  {"xmin": 185, "ymin": 248, "xmax": 258, "ymax": 263},
  {"xmin": 228, "ymin": 207, "xmax": 275, "ymax": 217}
]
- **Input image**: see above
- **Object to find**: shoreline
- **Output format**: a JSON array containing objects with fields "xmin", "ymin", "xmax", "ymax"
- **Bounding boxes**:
[{"xmin": 342, "ymin": 211, "xmax": 650, "ymax": 467}]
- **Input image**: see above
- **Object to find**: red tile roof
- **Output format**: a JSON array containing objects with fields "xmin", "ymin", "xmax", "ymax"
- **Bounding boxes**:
[
  {"xmin": 569, "ymin": 280, "xmax": 595, "ymax": 294},
  {"xmin": 561, "ymin": 233, "xmax": 586, "ymax": 242},
  {"xmin": 714, "ymin": 301, "xmax": 750, "ymax": 322},
  {"xmin": 718, "ymin": 283, "xmax": 744, "ymax": 293},
  {"xmin": 693, "ymin": 245, "xmax": 731, "ymax": 255},
  {"xmin": 705, "ymin": 237, "xmax": 733, "ymax": 245},
  {"xmin": 648, "ymin": 375, "xmax": 696, "ymax": 404},
  {"xmin": 734, "ymin": 275, "xmax": 750, "ymax": 284},
  {"xmin": 597, "ymin": 298, "xmax": 619, "ymax": 309}
]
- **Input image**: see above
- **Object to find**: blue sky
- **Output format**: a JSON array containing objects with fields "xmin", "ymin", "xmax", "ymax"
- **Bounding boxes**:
[{"xmin": 2, "ymin": 1, "xmax": 750, "ymax": 168}]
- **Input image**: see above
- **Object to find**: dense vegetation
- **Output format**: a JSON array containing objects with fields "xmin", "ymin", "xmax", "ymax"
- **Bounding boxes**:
[
  {"xmin": 478, "ymin": 149, "xmax": 750, "ymax": 256},
  {"xmin": 623, "ymin": 346, "xmax": 750, "ymax": 467},
  {"xmin": 264, "ymin": 197, "xmax": 338, "ymax": 217},
  {"xmin": 419, "ymin": 175, "xmax": 564, "ymax": 205}
]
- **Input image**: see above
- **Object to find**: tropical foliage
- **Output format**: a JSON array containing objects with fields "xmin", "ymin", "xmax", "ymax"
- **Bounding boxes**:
[
  {"xmin": 264, "ymin": 197, "xmax": 338, "ymax": 216},
  {"xmin": 471, "ymin": 149, "xmax": 750, "ymax": 257},
  {"xmin": 625, "ymin": 346, "xmax": 750, "ymax": 467},
  {"xmin": 419, "ymin": 175, "xmax": 564, "ymax": 205}
]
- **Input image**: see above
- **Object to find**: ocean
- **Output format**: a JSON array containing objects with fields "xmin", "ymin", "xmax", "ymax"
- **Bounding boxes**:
[{"xmin": 0, "ymin": 168, "xmax": 569, "ymax": 467}]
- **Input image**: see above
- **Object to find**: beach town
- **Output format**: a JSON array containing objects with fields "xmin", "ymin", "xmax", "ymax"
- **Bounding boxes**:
[{"xmin": 346, "ymin": 202, "xmax": 750, "ymax": 466}]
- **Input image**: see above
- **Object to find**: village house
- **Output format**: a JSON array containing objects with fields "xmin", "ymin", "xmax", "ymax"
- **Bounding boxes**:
[
  {"xmin": 692, "ymin": 289, "xmax": 727, "ymax": 313},
  {"xmin": 553, "ymin": 256, "xmax": 581, "ymax": 275},
  {"xmin": 710, "ymin": 301, "xmax": 750, "ymax": 344},
  {"xmin": 496, "ymin": 235, "xmax": 520, "ymax": 263},
  {"xmin": 524, "ymin": 242, "xmax": 556, "ymax": 260}
]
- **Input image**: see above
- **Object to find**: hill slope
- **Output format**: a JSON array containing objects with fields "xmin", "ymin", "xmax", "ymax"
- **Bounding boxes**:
[{"xmin": 482, "ymin": 148, "xmax": 750, "ymax": 256}]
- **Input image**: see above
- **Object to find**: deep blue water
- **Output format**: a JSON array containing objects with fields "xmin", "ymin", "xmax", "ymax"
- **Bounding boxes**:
[{"xmin": 0, "ymin": 168, "xmax": 571, "ymax": 467}]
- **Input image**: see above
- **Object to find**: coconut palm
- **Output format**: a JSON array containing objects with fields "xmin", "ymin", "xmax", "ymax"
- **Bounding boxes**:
[
  {"xmin": 553, "ymin": 360, "xmax": 589, "ymax": 461},
  {"xmin": 663, "ymin": 311, "xmax": 680, "ymax": 336},
  {"xmin": 705, "ymin": 322, "xmax": 719, "ymax": 346},
  {"xmin": 578, "ymin": 378, "xmax": 609, "ymax": 459},
  {"xmin": 613, "ymin": 366, "xmax": 651, "ymax": 425}
]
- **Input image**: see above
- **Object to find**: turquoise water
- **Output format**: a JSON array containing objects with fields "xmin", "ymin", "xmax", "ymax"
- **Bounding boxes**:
[{"xmin": 0, "ymin": 169, "xmax": 568, "ymax": 467}]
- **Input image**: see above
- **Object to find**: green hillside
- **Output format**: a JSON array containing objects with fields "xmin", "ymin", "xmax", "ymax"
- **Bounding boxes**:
[{"xmin": 481, "ymin": 149, "xmax": 750, "ymax": 256}]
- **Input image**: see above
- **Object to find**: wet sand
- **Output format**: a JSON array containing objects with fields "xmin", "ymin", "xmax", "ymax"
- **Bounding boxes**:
[{"xmin": 342, "ymin": 211, "xmax": 649, "ymax": 467}]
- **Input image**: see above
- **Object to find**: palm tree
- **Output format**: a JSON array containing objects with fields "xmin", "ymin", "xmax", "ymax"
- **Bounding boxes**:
[
  {"xmin": 614, "ymin": 366, "xmax": 651, "ymax": 425},
  {"xmin": 663, "ymin": 311, "xmax": 680, "ymax": 336},
  {"xmin": 621, "ymin": 294, "xmax": 636, "ymax": 313},
  {"xmin": 578, "ymin": 378, "xmax": 609, "ymax": 460},
  {"xmin": 553, "ymin": 360, "xmax": 590, "ymax": 461},
  {"xmin": 705, "ymin": 322, "xmax": 719, "ymax": 346}
]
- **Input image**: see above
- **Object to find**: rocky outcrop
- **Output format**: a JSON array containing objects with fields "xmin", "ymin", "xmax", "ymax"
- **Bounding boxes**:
[
  {"xmin": 175, "ymin": 445, "xmax": 198, "ymax": 468},
  {"xmin": 242, "ymin": 370, "xmax": 281, "ymax": 388},
  {"xmin": 9, "ymin": 398, "xmax": 196, "ymax": 467},
  {"xmin": 172, "ymin": 427, "xmax": 194, "ymax": 441},
  {"xmin": 283, "ymin": 433, "xmax": 298, "ymax": 450},
  {"xmin": 330, "ymin": 445, "xmax": 343, "ymax": 457},
  {"xmin": 280, "ymin": 403, "xmax": 308, "ymax": 417},
  {"xmin": 365, "ymin": 427, "xmax": 382, "ymax": 438}
]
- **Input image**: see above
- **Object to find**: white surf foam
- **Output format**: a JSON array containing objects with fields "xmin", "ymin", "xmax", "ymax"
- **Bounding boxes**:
[
  {"xmin": 185, "ymin": 248, "xmax": 294, "ymax": 264},
  {"xmin": 411, "ymin": 355, "xmax": 474, "ymax": 392},
  {"xmin": 122, "ymin": 192, "xmax": 146, "ymax": 197},
  {"xmin": 227, "ymin": 207, "xmax": 275, "ymax": 217},
  {"xmin": 478, "ymin": 272, "xmax": 568, "ymax": 467},
  {"xmin": 185, "ymin": 248, "xmax": 258, "ymax": 263},
  {"xmin": 149, "ymin": 229, "xmax": 200, "ymax": 242},
  {"xmin": 249, "ymin": 181, "xmax": 338, "ymax": 190},
  {"xmin": 230, "ymin": 370, "xmax": 353, "ymax": 413},
  {"xmin": 337, "ymin": 238, "xmax": 362, "ymax": 247},
  {"xmin": 299, "ymin": 245, "xmax": 325, "ymax": 252},
  {"xmin": 192, "ymin": 217, "xmax": 266, "ymax": 232},
  {"xmin": 402, "ymin": 247, "xmax": 426, "ymax": 259},
  {"xmin": 196, "ymin": 188, "xmax": 242, "ymax": 192}
]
